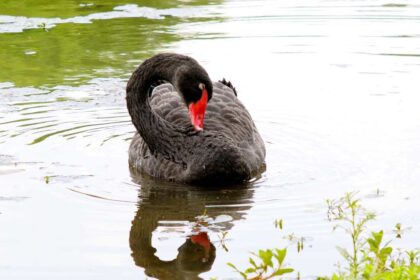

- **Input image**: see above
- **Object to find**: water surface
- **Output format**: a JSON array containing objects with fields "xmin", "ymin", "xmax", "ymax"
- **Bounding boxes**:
[{"xmin": 1, "ymin": 0, "xmax": 420, "ymax": 279}]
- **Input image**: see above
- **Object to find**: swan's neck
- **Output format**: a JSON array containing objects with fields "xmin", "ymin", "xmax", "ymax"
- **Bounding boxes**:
[{"xmin": 126, "ymin": 54, "xmax": 198, "ymax": 166}]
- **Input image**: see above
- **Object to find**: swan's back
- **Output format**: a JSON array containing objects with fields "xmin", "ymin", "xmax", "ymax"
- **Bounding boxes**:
[{"xmin": 129, "ymin": 81, "xmax": 265, "ymax": 184}]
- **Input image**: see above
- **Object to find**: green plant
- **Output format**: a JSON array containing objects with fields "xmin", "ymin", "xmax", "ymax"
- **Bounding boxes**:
[
  {"xmin": 283, "ymin": 233, "xmax": 305, "ymax": 253},
  {"xmin": 217, "ymin": 231, "xmax": 229, "ymax": 252},
  {"xmin": 363, "ymin": 230, "xmax": 393, "ymax": 274},
  {"xmin": 274, "ymin": 219, "xmax": 283, "ymax": 230},
  {"xmin": 226, "ymin": 214, "xmax": 302, "ymax": 279},
  {"xmin": 227, "ymin": 248, "xmax": 293, "ymax": 280},
  {"xmin": 227, "ymin": 192, "xmax": 419, "ymax": 280},
  {"xmin": 321, "ymin": 192, "xmax": 420, "ymax": 280},
  {"xmin": 326, "ymin": 192, "xmax": 376, "ymax": 278}
]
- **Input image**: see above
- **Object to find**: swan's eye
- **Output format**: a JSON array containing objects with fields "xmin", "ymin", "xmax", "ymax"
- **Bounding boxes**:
[{"xmin": 198, "ymin": 83, "xmax": 205, "ymax": 90}]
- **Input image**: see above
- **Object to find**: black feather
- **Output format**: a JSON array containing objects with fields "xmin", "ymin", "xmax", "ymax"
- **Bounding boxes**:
[{"xmin": 219, "ymin": 78, "xmax": 237, "ymax": 96}]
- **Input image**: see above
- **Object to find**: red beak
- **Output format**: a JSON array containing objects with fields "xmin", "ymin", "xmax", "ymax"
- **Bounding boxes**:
[
  {"xmin": 191, "ymin": 232, "xmax": 211, "ymax": 257},
  {"xmin": 188, "ymin": 89, "xmax": 208, "ymax": 131}
]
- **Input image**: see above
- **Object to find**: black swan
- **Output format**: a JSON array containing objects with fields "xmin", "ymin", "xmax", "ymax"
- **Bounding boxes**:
[{"xmin": 126, "ymin": 53, "xmax": 265, "ymax": 185}]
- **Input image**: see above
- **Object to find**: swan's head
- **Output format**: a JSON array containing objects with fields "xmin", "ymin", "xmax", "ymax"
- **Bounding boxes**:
[
  {"xmin": 175, "ymin": 65, "xmax": 213, "ymax": 131},
  {"xmin": 176, "ymin": 232, "xmax": 215, "ymax": 272}
]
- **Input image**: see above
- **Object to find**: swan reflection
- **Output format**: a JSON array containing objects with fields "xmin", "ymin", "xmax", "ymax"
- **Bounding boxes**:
[{"xmin": 129, "ymin": 170, "xmax": 255, "ymax": 279}]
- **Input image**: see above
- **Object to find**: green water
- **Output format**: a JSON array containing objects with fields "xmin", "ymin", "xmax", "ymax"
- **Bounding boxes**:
[
  {"xmin": 0, "ymin": 0, "xmax": 220, "ymax": 87},
  {"xmin": 1, "ymin": 0, "xmax": 420, "ymax": 279}
]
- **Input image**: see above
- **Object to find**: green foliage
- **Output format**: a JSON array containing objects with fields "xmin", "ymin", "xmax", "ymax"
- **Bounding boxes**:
[
  {"xmin": 320, "ymin": 192, "xmax": 420, "ymax": 280},
  {"xmin": 297, "ymin": 238, "xmax": 304, "ymax": 253},
  {"xmin": 227, "ymin": 215, "xmax": 303, "ymax": 278},
  {"xmin": 274, "ymin": 218, "xmax": 283, "ymax": 230},
  {"xmin": 227, "ymin": 248, "xmax": 293, "ymax": 280},
  {"xmin": 217, "ymin": 231, "xmax": 229, "ymax": 252},
  {"xmin": 326, "ymin": 192, "xmax": 377, "ymax": 278},
  {"xmin": 228, "ymin": 192, "xmax": 419, "ymax": 280}
]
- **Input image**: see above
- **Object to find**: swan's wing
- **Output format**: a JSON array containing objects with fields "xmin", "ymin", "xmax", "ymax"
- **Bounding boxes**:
[
  {"xmin": 206, "ymin": 82, "xmax": 256, "ymax": 142},
  {"xmin": 150, "ymin": 82, "xmax": 263, "ymax": 147},
  {"xmin": 129, "ymin": 84, "xmax": 189, "ymax": 180},
  {"xmin": 149, "ymin": 84, "xmax": 191, "ymax": 128},
  {"xmin": 206, "ymin": 82, "xmax": 266, "ymax": 172},
  {"xmin": 132, "ymin": 82, "xmax": 265, "ymax": 180},
  {"xmin": 219, "ymin": 78, "xmax": 237, "ymax": 96},
  {"xmin": 149, "ymin": 82, "xmax": 265, "ymax": 171},
  {"xmin": 150, "ymin": 81, "xmax": 255, "ymax": 143}
]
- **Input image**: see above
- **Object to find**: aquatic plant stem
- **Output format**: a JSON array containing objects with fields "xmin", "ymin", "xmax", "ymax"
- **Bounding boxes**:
[{"xmin": 350, "ymin": 197, "xmax": 359, "ymax": 278}]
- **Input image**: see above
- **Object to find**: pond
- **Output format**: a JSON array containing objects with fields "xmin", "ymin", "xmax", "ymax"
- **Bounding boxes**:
[{"xmin": 1, "ymin": 0, "xmax": 420, "ymax": 279}]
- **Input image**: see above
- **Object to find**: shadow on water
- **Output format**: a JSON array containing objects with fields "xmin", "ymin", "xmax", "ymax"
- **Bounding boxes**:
[{"xmin": 129, "ymin": 167, "xmax": 256, "ymax": 279}]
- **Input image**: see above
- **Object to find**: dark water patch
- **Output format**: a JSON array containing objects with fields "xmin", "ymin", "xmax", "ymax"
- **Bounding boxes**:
[
  {"xmin": 62, "ymin": 123, "xmax": 131, "ymax": 138},
  {"xmin": 14, "ymin": 124, "xmax": 58, "ymax": 137},
  {"xmin": 12, "ymin": 101, "xmax": 54, "ymax": 106},
  {"xmin": 18, "ymin": 105, "xmax": 48, "ymax": 112},
  {"xmin": 366, "ymin": 34, "xmax": 419, "ymax": 38},
  {"xmin": 68, "ymin": 187, "xmax": 136, "ymax": 203},
  {"xmin": 100, "ymin": 133, "xmax": 127, "ymax": 145},
  {"xmin": 29, "ymin": 120, "xmax": 129, "ymax": 144},
  {"xmin": 17, "ymin": 120, "xmax": 55, "ymax": 127},
  {"xmin": 378, "ymin": 53, "xmax": 420, "ymax": 57},
  {"xmin": 21, "ymin": 110, "xmax": 51, "ymax": 116},
  {"xmin": 0, "ymin": 118, "xmax": 34, "ymax": 125},
  {"xmin": 382, "ymin": 3, "xmax": 408, "ymax": 8},
  {"xmin": 55, "ymin": 97, "xmax": 93, "ymax": 103}
]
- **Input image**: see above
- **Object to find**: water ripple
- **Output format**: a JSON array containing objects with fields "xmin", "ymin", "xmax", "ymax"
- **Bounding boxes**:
[
  {"xmin": 0, "ymin": 78, "xmax": 132, "ymax": 145},
  {"xmin": 0, "ymin": 4, "xmax": 217, "ymax": 33}
]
